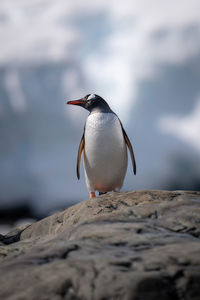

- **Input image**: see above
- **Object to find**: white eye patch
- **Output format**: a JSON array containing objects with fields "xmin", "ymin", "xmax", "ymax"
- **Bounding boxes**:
[{"xmin": 87, "ymin": 94, "xmax": 95, "ymax": 100}]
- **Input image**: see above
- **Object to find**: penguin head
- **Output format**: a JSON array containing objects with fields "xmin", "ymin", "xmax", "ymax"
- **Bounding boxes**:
[{"xmin": 67, "ymin": 94, "xmax": 111, "ymax": 113}]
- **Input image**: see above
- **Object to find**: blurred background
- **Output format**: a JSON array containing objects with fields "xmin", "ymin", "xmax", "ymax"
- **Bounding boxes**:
[{"xmin": 0, "ymin": 0, "xmax": 200, "ymax": 233}]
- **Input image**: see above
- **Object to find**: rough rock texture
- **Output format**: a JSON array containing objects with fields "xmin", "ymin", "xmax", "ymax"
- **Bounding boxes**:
[{"xmin": 0, "ymin": 190, "xmax": 200, "ymax": 300}]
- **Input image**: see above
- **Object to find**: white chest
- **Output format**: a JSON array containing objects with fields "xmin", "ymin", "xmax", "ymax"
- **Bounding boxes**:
[
  {"xmin": 83, "ymin": 112, "xmax": 128, "ymax": 191},
  {"xmin": 84, "ymin": 112, "xmax": 124, "ymax": 152}
]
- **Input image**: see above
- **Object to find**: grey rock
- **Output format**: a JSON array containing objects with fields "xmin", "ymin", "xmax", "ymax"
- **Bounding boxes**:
[{"xmin": 0, "ymin": 190, "xmax": 200, "ymax": 300}]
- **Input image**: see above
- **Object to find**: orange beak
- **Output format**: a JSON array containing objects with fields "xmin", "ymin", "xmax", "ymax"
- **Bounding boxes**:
[{"xmin": 66, "ymin": 99, "xmax": 85, "ymax": 105}]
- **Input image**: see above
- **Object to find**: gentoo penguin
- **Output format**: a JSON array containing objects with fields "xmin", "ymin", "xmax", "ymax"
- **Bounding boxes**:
[{"xmin": 67, "ymin": 94, "xmax": 136, "ymax": 199}]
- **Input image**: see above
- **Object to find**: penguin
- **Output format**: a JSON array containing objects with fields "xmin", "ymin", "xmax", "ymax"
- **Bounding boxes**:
[{"xmin": 67, "ymin": 94, "xmax": 136, "ymax": 199}]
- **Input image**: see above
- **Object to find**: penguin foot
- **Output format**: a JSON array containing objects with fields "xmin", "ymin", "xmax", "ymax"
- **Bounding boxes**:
[
  {"xmin": 99, "ymin": 192, "xmax": 107, "ymax": 196},
  {"xmin": 90, "ymin": 192, "xmax": 96, "ymax": 199}
]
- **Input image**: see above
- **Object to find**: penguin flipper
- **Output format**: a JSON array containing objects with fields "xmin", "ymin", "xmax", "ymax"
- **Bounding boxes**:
[
  {"xmin": 121, "ymin": 125, "xmax": 136, "ymax": 175},
  {"xmin": 77, "ymin": 132, "xmax": 85, "ymax": 180}
]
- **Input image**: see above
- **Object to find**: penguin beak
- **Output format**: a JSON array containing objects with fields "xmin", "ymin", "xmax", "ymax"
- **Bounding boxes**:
[{"xmin": 66, "ymin": 98, "xmax": 85, "ymax": 106}]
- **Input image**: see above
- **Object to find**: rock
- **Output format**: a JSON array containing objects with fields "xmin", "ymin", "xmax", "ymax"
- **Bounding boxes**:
[{"xmin": 0, "ymin": 190, "xmax": 200, "ymax": 300}]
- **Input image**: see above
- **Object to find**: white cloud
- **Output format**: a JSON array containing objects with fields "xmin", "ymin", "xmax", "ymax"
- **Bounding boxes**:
[{"xmin": 159, "ymin": 97, "xmax": 200, "ymax": 154}]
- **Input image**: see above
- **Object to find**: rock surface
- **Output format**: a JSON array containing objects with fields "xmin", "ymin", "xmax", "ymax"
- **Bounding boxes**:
[{"xmin": 0, "ymin": 190, "xmax": 200, "ymax": 300}]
